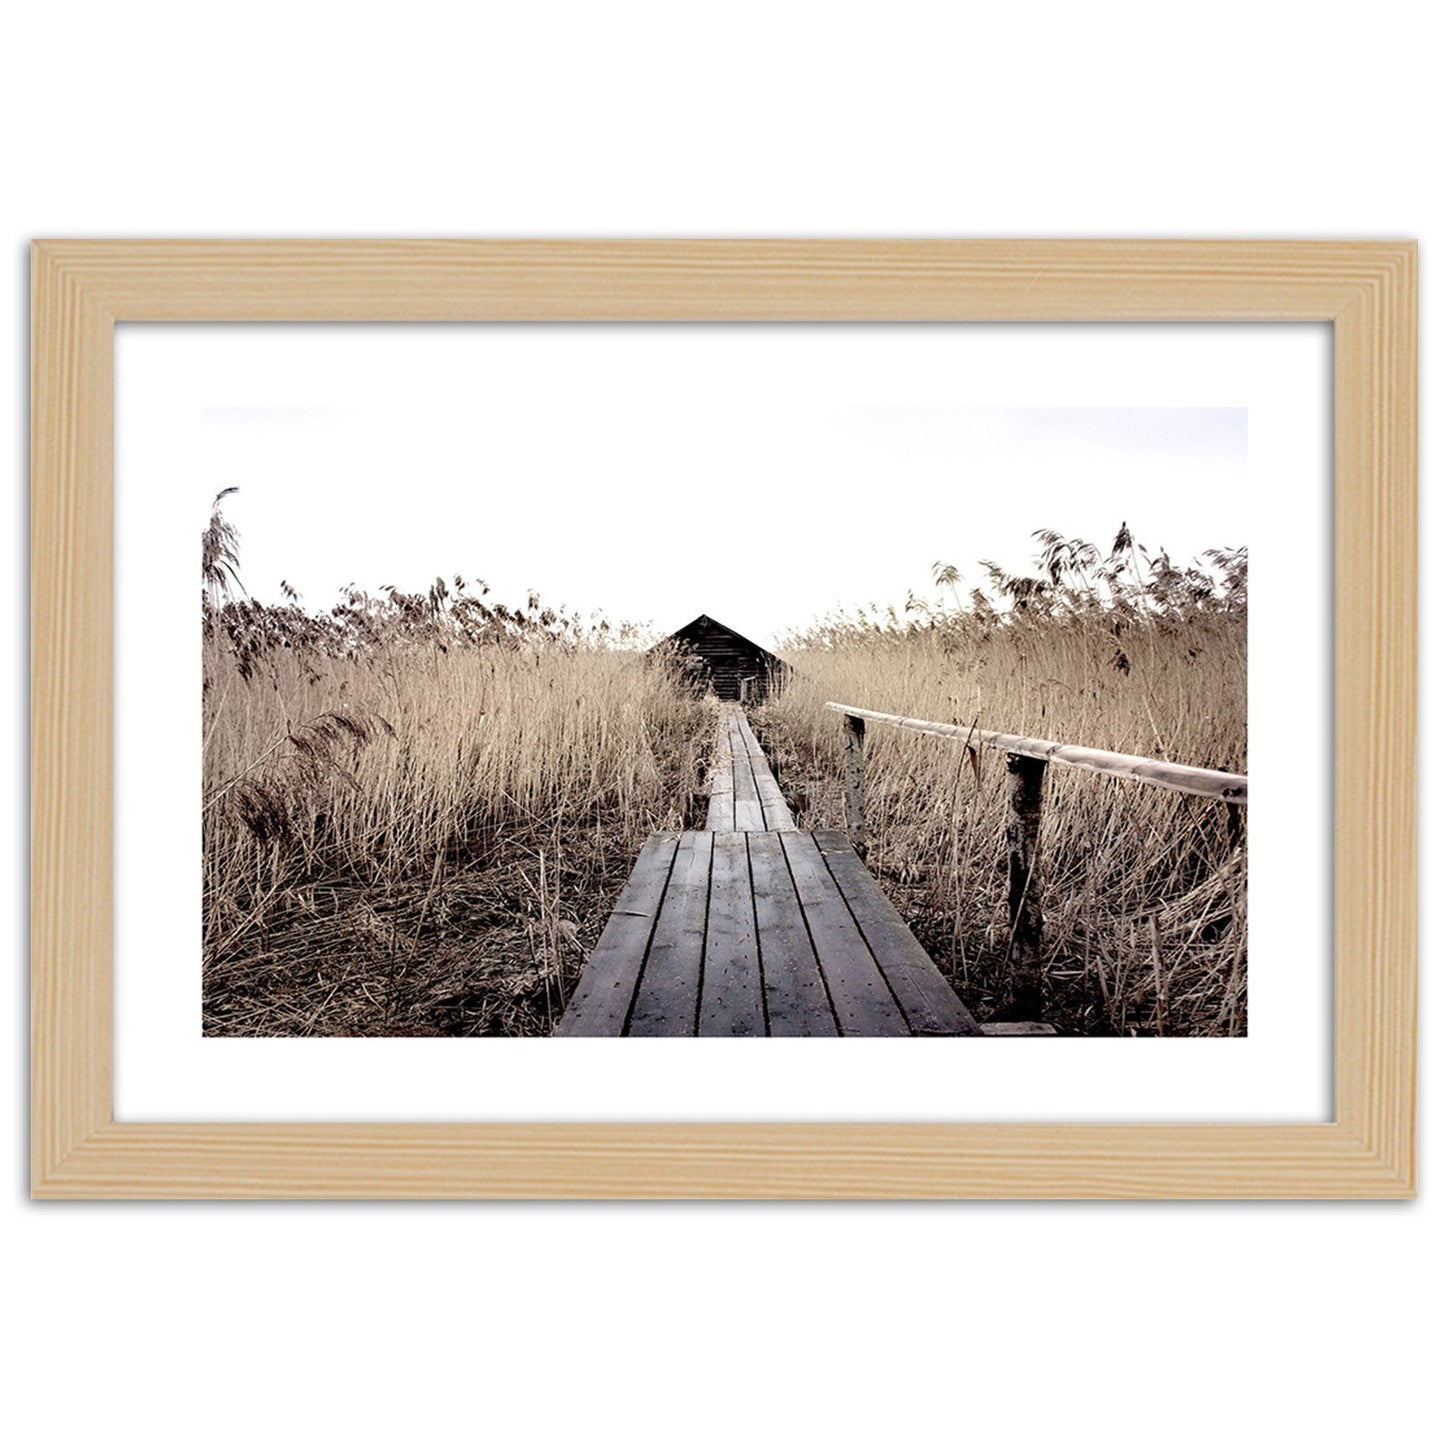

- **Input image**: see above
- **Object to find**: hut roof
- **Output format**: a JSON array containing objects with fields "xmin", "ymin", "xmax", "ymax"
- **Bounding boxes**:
[
  {"xmin": 660, "ymin": 614, "xmax": 778, "ymax": 658},
  {"xmin": 651, "ymin": 614, "xmax": 789, "ymax": 700}
]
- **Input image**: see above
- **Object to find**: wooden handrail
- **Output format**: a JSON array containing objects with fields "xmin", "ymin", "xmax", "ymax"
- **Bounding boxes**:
[
  {"xmin": 824, "ymin": 702, "xmax": 1247, "ymax": 804},
  {"xmin": 825, "ymin": 699, "xmax": 1247, "ymax": 1022}
]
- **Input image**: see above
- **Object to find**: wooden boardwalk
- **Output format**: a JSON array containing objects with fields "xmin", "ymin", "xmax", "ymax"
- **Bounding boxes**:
[
  {"xmin": 557, "ymin": 706, "xmax": 982, "ymax": 1038},
  {"xmin": 705, "ymin": 703, "xmax": 796, "ymax": 832}
]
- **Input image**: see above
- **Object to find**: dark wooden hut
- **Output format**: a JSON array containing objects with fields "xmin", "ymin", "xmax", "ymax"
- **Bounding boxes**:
[{"xmin": 656, "ymin": 614, "xmax": 788, "ymax": 702}]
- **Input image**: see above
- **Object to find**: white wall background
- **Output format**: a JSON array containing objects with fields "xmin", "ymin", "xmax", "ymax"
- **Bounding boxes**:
[{"xmin": 3, "ymin": 5, "xmax": 1435, "ymax": 1443}]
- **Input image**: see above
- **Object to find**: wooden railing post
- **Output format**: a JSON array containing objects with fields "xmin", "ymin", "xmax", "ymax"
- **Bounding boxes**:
[
  {"xmin": 1003, "ymin": 752, "xmax": 1047, "ymax": 1019},
  {"xmin": 842, "ymin": 712, "xmax": 868, "ymax": 860},
  {"xmin": 1225, "ymin": 800, "xmax": 1244, "ymax": 850},
  {"xmin": 821, "ymin": 700, "xmax": 1250, "ymax": 1025}
]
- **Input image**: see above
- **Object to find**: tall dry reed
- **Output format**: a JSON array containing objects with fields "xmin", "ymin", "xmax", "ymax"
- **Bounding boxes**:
[
  {"xmin": 754, "ymin": 531, "xmax": 1247, "ymax": 1036},
  {"xmin": 203, "ymin": 587, "xmax": 712, "ymax": 1035}
]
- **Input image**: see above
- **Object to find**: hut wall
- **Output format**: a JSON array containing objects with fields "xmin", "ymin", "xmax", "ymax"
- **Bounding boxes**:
[{"xmin": 671, "ymin": 620, "xmax": 777, "ymax": 700}]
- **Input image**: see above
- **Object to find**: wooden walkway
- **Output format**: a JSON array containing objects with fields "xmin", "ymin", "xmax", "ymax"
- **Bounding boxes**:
[
  {"xmin": 705, "ymin": 703, "xmax": 796, "ymax": 832},
  {"xmin": 557, "ymin": 706, "xmax": 982, "ymax": 1037}
]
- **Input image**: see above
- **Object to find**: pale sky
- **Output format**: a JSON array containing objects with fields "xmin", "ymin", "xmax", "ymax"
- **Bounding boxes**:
[{"xmin": 182, "ymin": 327, "xmax": 1253, "ymax": 649}]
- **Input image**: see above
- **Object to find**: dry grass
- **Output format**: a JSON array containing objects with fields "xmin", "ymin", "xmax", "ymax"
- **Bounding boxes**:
[
  {"xmin": 203, "ymin": 598, "xmax": 713, "ymax": 1036},
  {"xmin": 753, "ymin": 536, "xmax": 1247, "ymax": 1036}
]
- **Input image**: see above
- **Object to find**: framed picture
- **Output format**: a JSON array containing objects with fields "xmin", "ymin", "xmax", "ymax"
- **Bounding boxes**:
[{"xmin": 31, "ymin": 240, "xmax": 1416, "ymax": 1198}]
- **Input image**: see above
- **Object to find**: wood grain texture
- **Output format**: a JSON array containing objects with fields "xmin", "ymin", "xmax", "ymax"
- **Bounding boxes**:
[
  {"xmin": 704, "ymin": 710, "xmax": 736, "ymax": 830},
  {"xmin": 705, "ymin": 704, "xmax": 795, "ymax": 831},
  {"xmin": 749, "ymin": 833, "xmax": 837, "ymax": 1037},
  {"xmin": 32, "ymin": 245, "xmax": 114, "ymax": 1189},
  {"xmin": 780, "ymin": 832, "xmax": 909, "ymax": 1037},
  {"xmin": 559, "ymin": 825, "xmax": 977, "ymax": 1039},
  {"xmin": 731, "ymin": 704, "xmax": 796, "ymax": 831},
  {"xmin": 552, "ymin": 832, "xmax": 679, "ymax": 1037},
  {"xmin": 30, "ymin": 239, "xmax": 1416, "ymax": 1198},
  {"xmin": 29, "ymin": 1122, "xmax": 1411, "ymax": 1200},
  {"xmin": 697, "ymin": 832, "xmax": 765, "ymax": 1037},
  {"xmin": 814, "ymin": 831, "xmax": 984, "ymax": 1037},
  {"xmin": 627, "ymin": 832, "xmax": 712, "ymax": 1037},
  {"xmin": 27, "ymin": 239, "xmax": 1410, "ymax": 321},
  {"xmin": 1329, "ymin": 245, "xmax": 1417, "ymax": 1192},
  {"xmin": 824, "ymin": 703, "xmax": 1249, "ymax": 802}
]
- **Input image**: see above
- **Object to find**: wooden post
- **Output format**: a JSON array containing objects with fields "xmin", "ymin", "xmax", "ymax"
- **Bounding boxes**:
[
  {"xmin": 842, "ymin": 712, "xmax": 868, "ymax": 860},
  {"xmin": 1003, "ymin": 752, "xmax": 1046, "ymax": 1019},
  {"xmin": 1225, "ymin": 800, "xmax": 1244, "ymax": 850}
]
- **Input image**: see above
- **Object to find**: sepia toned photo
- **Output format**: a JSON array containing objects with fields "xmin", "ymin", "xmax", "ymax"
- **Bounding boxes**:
[{"xmin": 199, "ymin": 334, "xmax": 1247, "ymax": 1041}]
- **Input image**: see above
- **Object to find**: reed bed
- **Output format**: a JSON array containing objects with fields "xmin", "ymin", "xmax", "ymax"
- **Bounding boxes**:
[
  {"xmin": 203, "ymin": 493, "xmax": 1244, "ymax": 1040},
  {"xmin": 203, "ymin": 581, "xmax": 712, "ymax": 1036},
  {"xmin": 753, "ymin": 534, "xmax": 1247, "ymax": 1036}
]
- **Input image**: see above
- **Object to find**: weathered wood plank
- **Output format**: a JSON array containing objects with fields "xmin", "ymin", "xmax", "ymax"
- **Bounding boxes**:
[
  {"xmin": 732, "ymin": 746, "xmax": 766, "ymax": 831},
  {"xmin": 731, "ymin": 721, "xmax": 763, "ymax": 784},
  {"xmin": 713, "ymin": 705, "xmax": 768, "ymax": 832},
  {"xmin": 555, "ymin": 833, "xmax": 680, "ymax": 1037},
  {"xmin": 628, "ymin": 832, "xmax": 713, "ymax": 1036},
  {"xmin": 698, "ymin": 832, "xmax": 766, "ymax": 1036},
  {"xmin": 731, "ymin": 705, "xmax": 796, "ymax": 831},
  {"xmin": 824, "ymin": 702, "xmax": 1247, "ymax": 803},
  {"xmin": 706, "ymin": 706, "xmax": 794, "ymax": 831},
  {"xmin": 747, "ymin": 742, "xmax": 795, "ymax": 830},
  {"xmin": 748, "ymin": 833, "xmax": 837, "ymax": 1035},
  {"xmin": 780, "ymin": 832, "xmax": 909, "ymax": 1036},
  {"xmin": 705, "ymin": 761, "xmax": 734, "ymax": 831},
  {"xmin": 735, "ymin": 716, "xmax": 768, "ymax": 758},
  {"xmin": 980, "ymin": 1021, "xmax": 1058, "ymax": 1036},
  {"xmin": 814, "ymin": 831, "xmax": 983, "ymax": 1036},
  {"xmin": 704, "ymin": 711, "xmax": 736, "ymax": 831},
  {"xmin": 758, "ymin": 787, "xmax": 797, "ymax": 833},
  {"xmin": 732, "ymin": 800, "xmax": 767, "ymax": 831}
]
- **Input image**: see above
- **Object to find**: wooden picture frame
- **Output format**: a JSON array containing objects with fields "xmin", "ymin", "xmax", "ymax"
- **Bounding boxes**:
[{"xmin": 31, "ymin": 240, "xmax": 1417, "ymax": 1199}]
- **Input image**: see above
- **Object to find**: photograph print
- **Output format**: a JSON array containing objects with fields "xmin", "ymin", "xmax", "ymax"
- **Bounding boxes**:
[{"xmin": 199, "ymin": 327, "xmax": 1248, "ymax": 1040}]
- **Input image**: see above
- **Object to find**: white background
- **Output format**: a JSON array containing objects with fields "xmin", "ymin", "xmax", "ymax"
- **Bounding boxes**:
[{"xmin": 4, "ymin": 5, "xmax": 1436, "ymax": 1444}]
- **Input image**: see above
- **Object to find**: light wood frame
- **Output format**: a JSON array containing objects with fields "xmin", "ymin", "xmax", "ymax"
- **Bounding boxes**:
[{"xmin": 31, "ymin": 240, "xmax": 1416, "ymax": 1199}]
